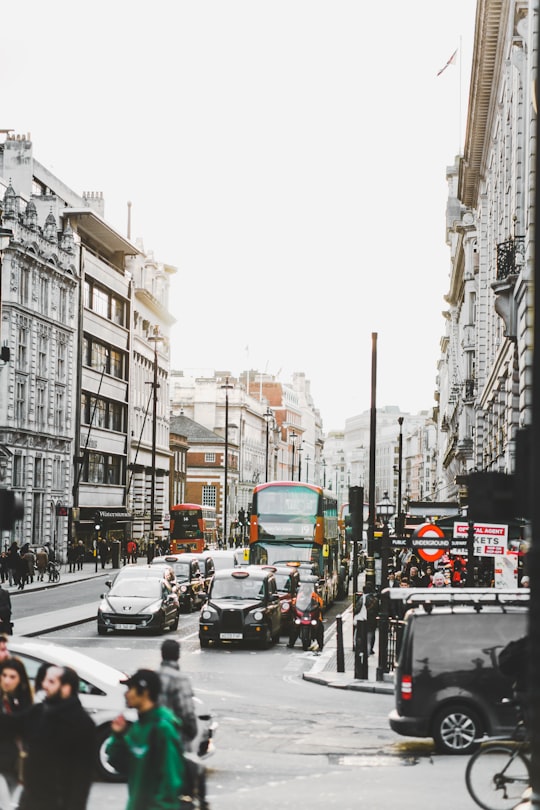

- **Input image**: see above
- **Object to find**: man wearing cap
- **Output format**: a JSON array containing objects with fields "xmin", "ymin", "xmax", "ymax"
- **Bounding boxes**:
[{"xmin": 106, "ymin": 669, "xmax": 184, "ymax": 810}]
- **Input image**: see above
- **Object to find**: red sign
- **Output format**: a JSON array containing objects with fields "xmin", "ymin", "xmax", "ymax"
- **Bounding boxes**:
[{"xmin": 413, "ymin": 523, "xmax": 447, "ymax": 562}]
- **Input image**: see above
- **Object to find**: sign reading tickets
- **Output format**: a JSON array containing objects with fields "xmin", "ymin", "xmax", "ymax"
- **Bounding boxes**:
[{"xmin": 453, "ymin": 522, "xmax": 508, "ymax": 557}]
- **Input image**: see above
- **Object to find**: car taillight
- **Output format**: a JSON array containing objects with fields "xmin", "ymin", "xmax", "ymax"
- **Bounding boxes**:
[{"xmin": 401, "ymin": 675, "xmax": 412, "ymax": 701}]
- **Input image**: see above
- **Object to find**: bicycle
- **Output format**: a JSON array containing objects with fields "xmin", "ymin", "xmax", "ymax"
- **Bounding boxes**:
[
  {"xmin": 465, "ymin": 705, "xmax": 530, "ymax": 810},
  {"xmin": 47, "ymin": 560, "xmax": 61, "ymax": 583}
]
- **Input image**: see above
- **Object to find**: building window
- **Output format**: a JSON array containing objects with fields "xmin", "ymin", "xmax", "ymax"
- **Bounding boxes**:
[
  {"xmin": 205, "ymin": 453, "xmax": 216, "ymax": 463},
  {"xmin": 17, "ymin": 326, "xmax": 27, "ymax": 370},
  {"xmin": 108, "ymin": 401, "xmax": 124, "ymax": 432},
  {"xmin": 84, "ymin": 452, "xmax": 123, "ymax": 485},
  {"xmin": 111, "ymin": 296, "xmax": 125, "ymax": 326},
  {"xmin": 19, "ymin": 268, "xmax": 30, "ymax": 306},
  {"xmin": 59, "ymin": 288, "xmax": 67, "ymax": 322},
  {"xmin": 90, "ymin": 397, "xmax": 107, "ymax": 428},
  {"xmin": 92, "ymin": 286, "xmax": 109, "ymax": 318},
  {"xmin": 109, "ymin": 348, "xmax": 123, "ymax": 379},
  {"xmin": 90, "ymin": 341, "xmax": 109, "ymax": 372},
  {"xmin": 13, "ymin": 454, "xmax": 24, "ymax": 488},
  {"xmin": 202, "ymin": 486, "xmax": 216, "ymax": 508},
  {"xmin": 15, "ymin": 378, "xmax": 26, "ymax": 423},
  {"xmin": 54, "ymin": 388, "xmax": 65, "ymax": 432},
  {"xmin": 56, "ymin": 341, "xmax": 65, "ymax": 381},
  {"xmin": 37, "ymin": 334, "xmax": 48, "ymax": 377},
  {"xmin": 34, "ymin": 457, "xmax": 44, "ymax": 488},
  {"xmin": 32, "ymin": 492, "xmax": 44, "ymax": 544},
  {"xmin": 52, "ymin": 457, "xmax": 64, "ymax": 490},
  {"xmin": 39, "ymin": 277, "xmax": 49, "ymax": 315},
  {"xmin": 36, "ymin": 384, "xmax": 47, "ymax": 429}
]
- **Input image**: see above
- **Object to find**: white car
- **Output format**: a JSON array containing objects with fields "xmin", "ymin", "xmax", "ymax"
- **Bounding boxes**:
[{"xmin": 7, "ymin": 635, "xmax": 217, "ymax": 781}]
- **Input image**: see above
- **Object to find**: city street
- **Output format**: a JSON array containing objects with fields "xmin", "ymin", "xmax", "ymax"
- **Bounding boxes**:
[{"xmin": 13, "ymin": 575, "xmax": 478, "ymax": 810}]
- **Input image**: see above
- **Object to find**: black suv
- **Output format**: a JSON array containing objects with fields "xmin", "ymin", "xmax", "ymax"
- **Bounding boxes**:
[
  {"xmin": 152, "ymin": 554, "xmax": 206, "ymax": 612},
  {"xmin": 199, "ymin": 566, "xmax": 281, "ymax": 648},
  {"xmin": 389, "ymin": 595, "xmax": 528, "ymax": 754}
]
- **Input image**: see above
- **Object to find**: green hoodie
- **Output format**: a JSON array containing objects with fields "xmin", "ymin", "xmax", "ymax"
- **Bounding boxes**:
[{"xmin": 106, "ymin": 705, "xmax": 184, "ymax": 810}]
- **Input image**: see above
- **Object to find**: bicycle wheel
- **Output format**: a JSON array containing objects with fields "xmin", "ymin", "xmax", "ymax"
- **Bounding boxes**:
[{"xmin": 465, "ymin": 744, "xmax": 530, "ymax": 810}]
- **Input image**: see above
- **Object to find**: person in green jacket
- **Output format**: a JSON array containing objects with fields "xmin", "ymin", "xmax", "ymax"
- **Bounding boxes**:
[{"xmin": 106, "ymin": 669, "xmax": 184, "ymax": 810}]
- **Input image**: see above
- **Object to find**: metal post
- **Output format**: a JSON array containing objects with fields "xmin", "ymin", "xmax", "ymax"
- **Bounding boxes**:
[
  {"xmin": 466, "ymin": 520, "xmax": 476, "ymax": 586},
  {"xmin": 397, "ymin": 417, "xmax": 404, "ymax": 536},
  {"xmin": 336, "ymin": 614, "xmax": 345, "ymax": 673},
  {"xmin": 150, "ymin": 338, "xmax": 159, "ymax": 541},
  {"xmin": 366, "ymin": 332, "xmax": 378, "ymax": 591}
]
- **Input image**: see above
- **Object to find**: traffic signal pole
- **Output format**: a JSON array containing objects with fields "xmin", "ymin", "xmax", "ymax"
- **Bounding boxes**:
[{"xmin": 365, "ymin": 332, "xmax": 377, "ymax": 591}]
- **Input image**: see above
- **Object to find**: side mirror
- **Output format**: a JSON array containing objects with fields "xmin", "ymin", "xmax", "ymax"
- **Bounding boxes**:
[{"xmin": 105, "ymin": 580, "xmax": 112, "ymax": 588}]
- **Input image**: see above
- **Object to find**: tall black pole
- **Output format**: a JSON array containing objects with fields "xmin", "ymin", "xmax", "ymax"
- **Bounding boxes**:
[
  {"xmin": 224, "ymin": 379, "xmax": 230, "ymax": 546},
  {"xmin": 150, "ymin": 338, "xmax": 159, "ymax": 541},
  {"xmin": 298, "ymin": 449, "xmax": 302, "ymax": 482},
  {"xmin": 290, "ymin": 431, "xmax": 297, "ymax": 480},
  {"xmin": 366, "ymin": 332, "xmax": 377, "ymax": 590},
  {"xmin": 397, "ymin": 417, "xmax": 404, "ymax": 536},
  {"xmin": 265, "ymin": 416, "xmax": 269, "ymax": 482}
]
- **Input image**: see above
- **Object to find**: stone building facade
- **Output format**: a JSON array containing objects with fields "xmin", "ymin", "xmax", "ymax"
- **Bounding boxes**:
[{"xmin": 435, "ymin": 0, "xmax": 536, "ymax": 502}]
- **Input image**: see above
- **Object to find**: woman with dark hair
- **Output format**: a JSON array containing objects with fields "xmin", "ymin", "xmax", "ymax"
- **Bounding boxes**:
[{"xmin": 0, "ymin": 657, "xmax": 33, "ymax": 809}]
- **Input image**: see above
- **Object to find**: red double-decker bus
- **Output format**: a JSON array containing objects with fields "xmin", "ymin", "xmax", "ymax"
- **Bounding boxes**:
[
  {"xmin": 249, "ymin": 481, "xmax": 339, "ymax": 606},
  {"xmin": 169, "ymin": 503, "xmax": 217, "ymax": 553}
]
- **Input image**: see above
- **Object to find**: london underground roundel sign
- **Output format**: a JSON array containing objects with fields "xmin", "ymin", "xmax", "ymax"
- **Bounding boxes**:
[{"xmin": 412, "ymin": 523, "xmax": 448, "ymax": 562}]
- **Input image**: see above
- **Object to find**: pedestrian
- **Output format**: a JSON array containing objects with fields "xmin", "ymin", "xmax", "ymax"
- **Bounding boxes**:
[
  {"xmin": 76, "ymin": 541, "xmax": 85, "ymax": 571},
  {"xmin": 0, "ymin": 657, "xmax": 33, "ymax": 810},
  {"xmin": 6, "ymin": 545, "xmax": 19, "ymax": 589},
  {"xmin": 0, "ymin": 555, "xmax": 8, "ymax": 586},
  {"xmin": 34, "ymin": 549, "xmax": 48, "ymax": 582},
  {"xmin": 353, "ymin": 586, "xmax": 379, "ymax": 655},
  {"xmin": 0, "ymin": 665, "xmax": 96, "ymax": 810},
  {"xmin": 67, "ymin": 544, "xmax": 78, "ymax": 574},
  {"xmin": 127, "ymin": 540, "xmax": 137, "ymax": 565},
  {"xmin": 0, "ymin": 587, "xmax": 12, "ymax": 636},
  {"xmin": 429, "ymin": 571, "xmax": 448, "ymax": 588},
  {"xmin": 106, "ymin": 668, "xmax": 184, "ymax": 810},
  {"xmin": 158, "ymin": 640, "xmax": 206, "ymax": 810},
  {"xmin": 520, "ymin": 575, "xmax": 530, "ymax": 588},
  {"xmin": 97, "ymin": 539, "xmax": 109, "ymax": 569}
]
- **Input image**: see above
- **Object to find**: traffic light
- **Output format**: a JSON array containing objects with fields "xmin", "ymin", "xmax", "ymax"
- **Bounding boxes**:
[
  {"xmin": 55, "ymin": 504, "xmax": 69, "ymax": 517},
  {"xmin": 348, "ymin": 486, "xmax": 364, "ymax": 541},
  {"xmin": 238, "ymin": 508, "xmax": 246, "ymax": 526},
  {"xmin": 0, "ymin": 490, "xmax": 24, "ymax": 530},
  {"xmin": 94, "ymin": 512, "xmax": 101, "ymax": 532}
]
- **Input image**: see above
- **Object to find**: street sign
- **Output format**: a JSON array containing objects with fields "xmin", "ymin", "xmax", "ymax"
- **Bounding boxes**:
[
  {"xmin": 453, "ymin": 522, "xmax": 508, "ymax": 557},
  {"xmin": 412, "ymin": 523, "xmax": 449, "ymax": 562}
]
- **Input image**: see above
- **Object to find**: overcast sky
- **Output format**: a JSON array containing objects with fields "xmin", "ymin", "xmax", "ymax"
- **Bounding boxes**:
[{"xmin": 2, "ymin": 0, "xmax": 477, "ymax": 431}]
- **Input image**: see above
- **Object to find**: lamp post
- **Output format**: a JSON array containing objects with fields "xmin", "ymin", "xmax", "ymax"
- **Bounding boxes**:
[
  {"xmin": 397, "ymin": 417, "xmax": 404, "ymax": 538},
  {"xmin": 221, "ymin": 377, "xmax": 234, "ymax": 546},
  {"xmin": 305, "ymin": 454, "xmax": 311, "ymax": 483},
  {"xmin": 322, "ymin": 459, "xmax": 327, "ymax": 487},
  {"xmin": 376, "ymin": 490, "xmax": 395, "ymax": 682},
  {"xmin": 298, "ymin": 443, "xmax": 303, "ymax": 481},
  {"xmin": 263, "ymin": 408, "xmax": 273, "ymax": 482},
  {"xmin": 290, "ymin": 430, "xmax": 298, "ymax": 480},
  {"xmin": 148, "ymin": 327, "xmax": 164, "ymax": 544}
]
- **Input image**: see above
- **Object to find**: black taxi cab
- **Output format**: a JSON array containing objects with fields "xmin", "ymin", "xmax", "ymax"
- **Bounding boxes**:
[{"xmin": 199, "ymin": 565, "xmax": 281, "ymax": 648}]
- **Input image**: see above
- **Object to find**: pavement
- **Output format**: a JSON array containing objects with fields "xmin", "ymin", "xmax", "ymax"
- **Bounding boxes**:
[{"xmin": 7, "ymin": 563, "xmax": 395, "ymax": 695}]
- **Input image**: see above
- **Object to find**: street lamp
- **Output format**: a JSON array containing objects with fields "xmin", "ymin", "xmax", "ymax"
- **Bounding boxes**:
[
  {"xmin": 397, "ymin": 417, "xmax": 404, "ymax": 538},
  {"xmin": 322, "ymin": 459, "xmax": 327, "ymax": 487},
  {"xmin": 148, "ymin": 327, "xmax": 164, "ymax": 545},
  {"xmin": 376, "ymin": 490, "xmax": 395, "ymax": 682},
  {"xmin": 221, "ymin": 377, "xmax": 234, "ymax": 546},
  {"xmin": 298, "ymin": 443, "xmax": 303, "ymax": 481},
  {"xmin": 290, "ymin": 430, "xmax": 298, "ymax": 480},
  {"xmin": 263, "ymin": 408, "xmax": 274, "ymax": 482}
]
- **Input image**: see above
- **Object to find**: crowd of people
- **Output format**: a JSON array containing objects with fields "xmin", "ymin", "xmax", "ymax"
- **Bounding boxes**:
[
  {"xmin": 0, "ymin": 544, "xmax": 57, "ymax": 592},
  {"xmin": 0, "ymin": 633, "xmax": 203, "ymax": 810}
]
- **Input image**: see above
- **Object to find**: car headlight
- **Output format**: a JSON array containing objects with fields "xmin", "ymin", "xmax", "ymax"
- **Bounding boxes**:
[
  {"xmin": 98, "ymin": 600, "xmax": 110, "ymax": 614},
  {"xmin": 252, "ymin": 610, "xmax": 264, "ymax": 622},
  {"xmin": 281, "ymin": 602, "xmax": 290, "ymax": 613},
  {"xmin": 201, "ymin": 608, "xmax": 217, "ymax": 620},
  {"xmin": 180, "ymin": 585, "xmax": 188, "ymax": 593},
  {"xmin": 141, "ymin": 600, "xmax": 163, "ymax": 615}
]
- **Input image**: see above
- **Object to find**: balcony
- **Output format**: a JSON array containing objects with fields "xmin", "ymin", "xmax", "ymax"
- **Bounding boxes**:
[
  {"xmin": 456, "ymin": 437, "xmax": 474, "ymax": 460},
  {"xmin": 496, "ymin": 237, "xmax": 525, "ymax": 280}
]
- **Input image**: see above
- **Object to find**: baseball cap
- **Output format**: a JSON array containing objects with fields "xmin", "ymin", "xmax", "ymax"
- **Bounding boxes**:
[{"xmin": 120, "ymin": 669, "xmax": 161, "ymax": 695}]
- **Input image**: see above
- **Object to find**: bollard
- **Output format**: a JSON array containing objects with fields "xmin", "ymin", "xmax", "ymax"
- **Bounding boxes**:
[{"xmin": 336, "ymin": 614, "xmax": 345, "ymax": 672}]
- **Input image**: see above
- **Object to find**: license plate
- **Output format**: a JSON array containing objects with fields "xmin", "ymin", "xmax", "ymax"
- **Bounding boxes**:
[
  {"xmin": 220, "ymin": 632, "xmax": 242, "ymax": 640},
  {"xmin": 115, "ymin": 624, "xmax": 137, "ymax": 630}
]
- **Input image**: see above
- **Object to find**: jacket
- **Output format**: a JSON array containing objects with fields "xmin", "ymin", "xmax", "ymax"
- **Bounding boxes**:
[
  {"xmin": 158, "ymin": 661, "xmax": 197, "ymax": 747},
  {"xmin": 0, "ymin": 694, "xmax": 96, "ymax": 810},
  {"xmin": 106, "ymin": 705, "xmax": 184, "ymax": 810}
]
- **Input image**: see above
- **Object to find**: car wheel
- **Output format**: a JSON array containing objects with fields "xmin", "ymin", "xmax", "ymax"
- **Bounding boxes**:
[
  {"xmin": 95, "ymin": 724, "xmax": 125, "ymax": 783},
  {"xmin": 200, "ymin": 637, "xmax": 210, "ymax": 648},
  {"xmin": 97, "ymin": 624, "xmax": 107, "ymax": 636},
  {"xmin": 433, "ymin": 704, "xmax": 482, "ymax": 755},
  {"xmin": 171, "ymin": 612, "xmax": 179, "ymax": 631}
]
